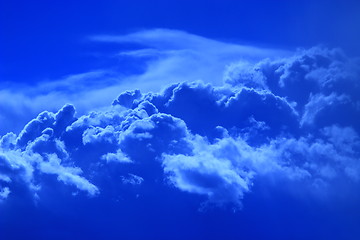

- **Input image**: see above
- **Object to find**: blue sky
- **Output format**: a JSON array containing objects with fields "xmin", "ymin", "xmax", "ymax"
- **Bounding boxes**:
[
  {"xmin": 1, "ymin": 1, "xmax": 360, "ymax": 240},
  {"xmin": 2, "ymin": 0, "xmax": 360, "ymax": 83}
]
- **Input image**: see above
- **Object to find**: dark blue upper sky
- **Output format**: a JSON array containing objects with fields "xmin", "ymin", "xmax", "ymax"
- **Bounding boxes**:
[{"xmin": 1, "ymin": 0, "xmax": 360, "ymax": 83}]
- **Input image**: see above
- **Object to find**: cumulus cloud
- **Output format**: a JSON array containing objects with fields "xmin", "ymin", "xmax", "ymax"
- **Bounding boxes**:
[
  {"xmin": 226, "ymin": 47, "xmax": 360, "ymax": 130},
  {"xmin": 121, "ymin": 173, "xmax": 144, "ymax": 185},
  {"xmin": 0, "ymin": 44, "xmax": 359, "ymax": 211},
  {"xmin": 0, "ymin": 187, "xmax": 10, "ymax": 201},
  {"xmin": 101, "ymin": 149, "xmax": 132, "ymax": 163},
  {"xmin": 163, "ymin": 136, "xmax": 254, "ymax": 207}
]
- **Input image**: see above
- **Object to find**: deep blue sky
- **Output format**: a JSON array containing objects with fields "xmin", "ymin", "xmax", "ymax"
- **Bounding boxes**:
[
  {"xmin": 1, "ymin": 1, "xmax": 360, "ymax": 240},
  {"xmin": 1, "ymin": 0, "xmax": 360, "ymax": 83}
]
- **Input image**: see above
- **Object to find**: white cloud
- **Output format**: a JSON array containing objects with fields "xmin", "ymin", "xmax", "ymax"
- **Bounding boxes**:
[
  {"xmin": 0, "ymin": 187, "xmax": 10, "ymax": 201},
  {"xmin": 301, "ymin": 93, "xmax": 350, "ymax": 126},
  {"xmin": 101, "ymin": 150, "xmax": 132, "ymax": 163},
  {"xmin": 121, "ymin": 173, "xmax": 144, "ymax": 185},
  {"xmin": 163, "ymin": 135, "xmax": 254, "ymax": 207},
  {"xmin": 92, "ymin": 28, "xmax": 288, "ymax": 88},
  {"xmin": 39, "ymin": 154, "xmax": 99, "ymax": 196}
]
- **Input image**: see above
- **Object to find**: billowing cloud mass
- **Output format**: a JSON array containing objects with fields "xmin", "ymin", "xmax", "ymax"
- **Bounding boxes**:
[{"xmin": 1, "ymin": 46, "xmax": 359, "ymax": 212}]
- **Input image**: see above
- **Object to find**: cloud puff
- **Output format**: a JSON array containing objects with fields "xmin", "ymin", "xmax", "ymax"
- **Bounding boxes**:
[
  {"xmin": 0, "ymin": 46, "xmax": 359, "ymax": 212},
  {"xmin": 0, "ymin": 105, "xmax": 99, "ymax": 201},
  {"xmin": 163, "ymin": 136, "xmax": 254, "ymax": 208},
  {"xmin": 226, "ymin": 47, "xmax": 360, "ymax": 131},
  {"xmin": 121, "ymin": 173, "xmax": 144, "ymax": 185}
]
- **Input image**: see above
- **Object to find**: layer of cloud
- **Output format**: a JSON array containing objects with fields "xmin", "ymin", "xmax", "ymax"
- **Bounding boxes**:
[{"xmin": 1, "ymin": 46, "xmax": 359, "ymax": 211}]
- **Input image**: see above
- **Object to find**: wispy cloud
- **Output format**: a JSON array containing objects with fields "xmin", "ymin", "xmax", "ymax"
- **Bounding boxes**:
[{"xmin": 91, "ymin": 28, "xmax": 288, "ymax": 86}]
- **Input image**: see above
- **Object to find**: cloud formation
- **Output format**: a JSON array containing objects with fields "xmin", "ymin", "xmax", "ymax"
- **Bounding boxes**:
[{"xmin": 1, "ymin": 46, "xmax": 359, "ymax": 211}]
